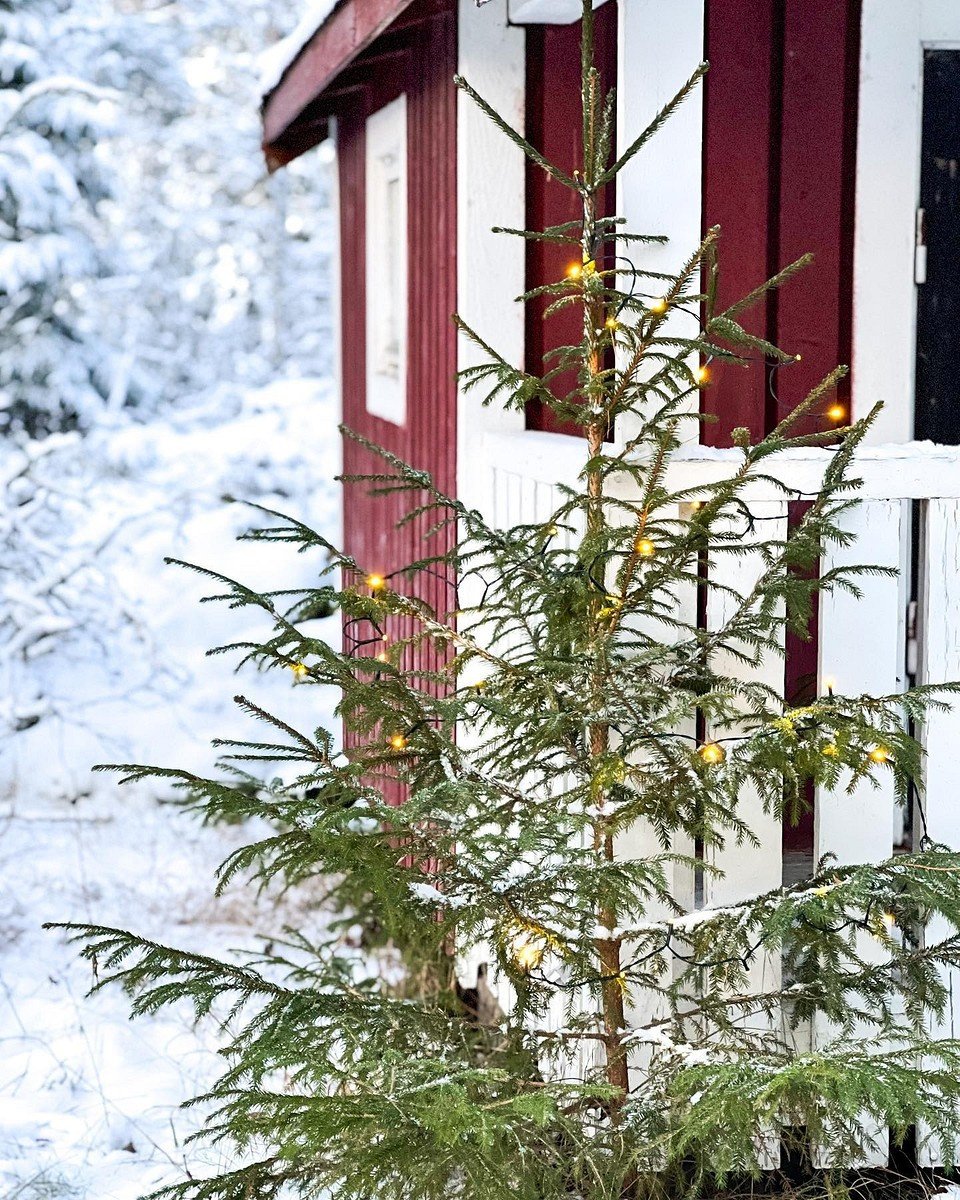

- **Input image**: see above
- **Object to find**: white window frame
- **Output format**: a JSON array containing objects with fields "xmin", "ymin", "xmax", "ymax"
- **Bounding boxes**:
[
  {"xmin": 365, "ymin": 93, "xmax": 408, "ymax": 425},
  {"xmin": 854, "ymin": 0, "xmax": 960, "ymax": 444}
]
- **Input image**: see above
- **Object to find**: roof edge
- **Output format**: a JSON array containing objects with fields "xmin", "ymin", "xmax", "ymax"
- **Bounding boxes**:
[{"xmin": 261, "ymin": 0, "xmax": 416, "ymax": 163}]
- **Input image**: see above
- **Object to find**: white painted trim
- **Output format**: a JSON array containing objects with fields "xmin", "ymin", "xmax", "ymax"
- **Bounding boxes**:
[
  {"xmin": 616, "ymin": 0, "xmax": 705, "ymax": 448},
  {"xmin": 507, "ymin": 0, "xmax": 609, "ymax": 26},
  {"xmin": 326, "ymin": 122, "xmax": 344, "ymax": 549},
  {"xmin": 853, "ymin": 0, "xmax": 960, "ymax": 444},
  {"xmin": 456, "ymin": 0, "xmax": 527, "ymax": 521},
  {"xmin": 481, "ymin": 429, "xmax": 960, "ymax": 500},
  {"xmin": 365, "ymin": 93, "xmax": 408, "ymax": 425}
]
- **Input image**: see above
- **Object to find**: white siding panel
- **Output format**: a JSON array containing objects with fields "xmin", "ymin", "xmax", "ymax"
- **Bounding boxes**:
[
  {"xmin": 917, "ymin": 498, "xmax": 960, "ymax": 1166},
  {"xmin": 816, "ymin": 501, "xmax": 904, "ymax": 868},
  {"xmin": 704, "ymin": 501, "xmax": 788, "ymax": 1171},
  {"xmin": 704, "ymin": 501, "xmax": 788, "ymax": 909},
  {"xmin": 815, "ymin": 500, "xmax": 904, "ymax": 1167}
]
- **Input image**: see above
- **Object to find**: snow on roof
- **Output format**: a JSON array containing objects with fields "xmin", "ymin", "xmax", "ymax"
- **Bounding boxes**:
[{"xmin": 258, "ymin": 0, "xmax": 341, "ymax": 99}]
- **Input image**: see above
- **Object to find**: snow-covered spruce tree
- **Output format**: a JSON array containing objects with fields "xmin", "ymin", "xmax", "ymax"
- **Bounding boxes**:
[
  {"xmin": 54, "ymin": 5, "xmax": 960, "ymax": 1198},
  {"xmin": 0, "ymin": 0, "xmax": 117, "ymax": 438}
]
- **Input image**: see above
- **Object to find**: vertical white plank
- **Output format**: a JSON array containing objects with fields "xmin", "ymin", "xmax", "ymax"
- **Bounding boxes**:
[
  {"xmin": 917, "ymin": 499, "xmax": 960, "ymax": 1166},
  {"xmin": 616, "ymin": 0, "xmax": 705, "ymax": 449},
  {"xmin": 456, "ymin": 0, "xmax": 526, "ymax": 526},
  {"xmin": 703, "ymin": 500, "xmax": 788, "ymax": 1171},
  {"xmin": 852, "ymin": 0, "xmax": 922, "ymax": 444},
  {"xmin": 705, "ymin": 501, "xmax": 787, "ymax": 908},
  {"xmin": 816, "ymin": 500, "xmax": 904, "ymax": 867},
  {"xmin": 815, "ymin": 499, "xmax": 904, "ymax": 1168}
]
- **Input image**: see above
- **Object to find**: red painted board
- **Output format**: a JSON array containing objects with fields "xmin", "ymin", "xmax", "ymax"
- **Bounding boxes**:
[
  {"xmin": 701, "ymin": 0, "xmax": 777, "ymax": 445},
  {"xmin": 525, "ymin": 3, "xmax": 618, "ymax": 435}
]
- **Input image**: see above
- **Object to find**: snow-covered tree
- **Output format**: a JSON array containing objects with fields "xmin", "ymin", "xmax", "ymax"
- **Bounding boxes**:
[
  {"xmin": 80, "ymin": 0, "xmax": 333, "ymax": 409},
  {"xmin": 56, "ymin": 5, "xmax": 960, "ymax": 1198},
  {"xmin": 0, "ymin": 0, "xmax": 117, "ymax": 437},
  {"xmin": 0, "ymin": 0, "xmax": 333, "ymax": 769}
]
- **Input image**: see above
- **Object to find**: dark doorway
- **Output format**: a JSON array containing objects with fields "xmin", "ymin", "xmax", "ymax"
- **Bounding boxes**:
[{"xmin": 916, "ymin": 50, "xmax": 960, "ymax": 445}]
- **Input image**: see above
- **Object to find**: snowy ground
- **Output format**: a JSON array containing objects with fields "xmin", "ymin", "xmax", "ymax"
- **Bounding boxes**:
[{"xmin": 0, "ymin": 379, "xmax": 343, "ymax": 1197}]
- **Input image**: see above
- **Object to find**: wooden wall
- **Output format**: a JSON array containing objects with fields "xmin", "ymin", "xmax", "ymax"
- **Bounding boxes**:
[
  {"xmin": 334, "ymin": 0, "xmax": 458, "ymax": 798},
  {"xmin": 702, "ymin": 0, "xmax": 862, "ymax": 443}
]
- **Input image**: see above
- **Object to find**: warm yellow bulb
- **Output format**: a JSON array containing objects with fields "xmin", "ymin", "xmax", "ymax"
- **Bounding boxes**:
[
  {"xmin": 366, "ymin": 572, "xmax": 386, "ymax": 591},
  {"xmin": 289, "ymin": 661, "xmax": 309, "ymax": 681},
  {"xmin": 389, "ymin": 732, "xmax": 408, "ymax": 751},
  {"xmin": 881, "ymin": 910, "xmax": 897, "ymax": 932},
  {"xmin": 605, "ymin": 315, "xmax": 619, "ymax": 330},
  {"xmin": 698, "ymin": 742, "xmax": 725, "ymax": 765},
  {"xmin": 566, "ymin": 262, "xmax": 583, "ymax": 280},
  {"xmin": 509, "ymin": 929, "xmax": 546, "ymax": 972},
  {"xmin": 695, "ymin": 365, "xmax": 710, "ymax": 385},
  {"xmin": 375, "ymin": 651, "xmax": 389, "ymax": 663},
  {"xmin": 634, "ymin": 536, "xmax": 656, "ymax": 557},
  {"xmin": 823, "ymin": 675, "xmax": 836, "ymax": 696},
  {"xmin": 868, "ymin": 745, "xmax": 892, "ymax": 765},
  {"xmin": 649, "ymin": 297, "xmax": 668, "ymax": 315},
  {"xmin": 821, "ymin": 742, "xmax": 839, "ymax": 758},
  {"xmin": 826, "ymin": 404, "xmax": 846, "ymax": 423}
]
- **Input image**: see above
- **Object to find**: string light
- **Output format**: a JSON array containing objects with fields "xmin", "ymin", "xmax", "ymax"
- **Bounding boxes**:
[
  {"xmin": 605, "ymin": 315, "xmax": 619, "ymax": 331},
  {"xmin": 868, "ymin": 745, "xmax": 892, "ymax": 765},
  {"xmin": 823, "ymin": 675, "xmax": 836, "ymax": 697},
  {"xmin": 289, "ymin": 661, "xmax": 309, "ymax": 682},
  {"xmin": 566, "ymin": 259, "xmax": 596, "ymax": 281},
  {"xmin": 695, "ymin": 365, "xmax": 710, "ymax": 385},
  {"xmin": 698, "ymin": 742, "xmax": 725, "ymax": 765},
  {"xmin": 826, "ymin": 404, "xmax": 846, "ymax": 423},
  {"xmin": 375, "ymin": 650, "xmax": 389, "ymax": 664},
  {"xmin": 881, "ymin": 910, "xmax": 897, "ymax": 932},
  {"xmin": 508, "ymin": 926, "xmax": 547, "ymax": 972},
  {"xmin": 366, "ymin": 573, "xmax": 386, "ymax": 591},
  {"xmin": 821, "ymin": 742, "xmax": 840, "ymax": 758},
  {"xmin": 389, "ymin": 732, "xmax": 408, "ymax": 751},
  {"xmin": 634, "ymin": 536, "xmax": 656, "ymax": 557},
  {"xmin": 648, "ymin": 297, "xmax": 668, "ymax": 315}
]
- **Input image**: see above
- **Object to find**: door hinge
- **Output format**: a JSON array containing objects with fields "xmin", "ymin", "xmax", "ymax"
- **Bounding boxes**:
[{"xmin": 915, "ymin": 208, "xmax": 928, "ymax": 285}]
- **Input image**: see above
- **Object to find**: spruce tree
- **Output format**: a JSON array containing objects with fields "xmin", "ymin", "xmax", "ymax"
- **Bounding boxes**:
[{"xmin": 52, "ymin": 4, "xmax": 960, "ymax": 1197}]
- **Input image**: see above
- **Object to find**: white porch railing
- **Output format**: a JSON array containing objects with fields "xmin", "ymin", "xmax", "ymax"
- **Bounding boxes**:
[{"xmin": 472, "ymin": 431, "xmax": 960, "ymax": 1167}]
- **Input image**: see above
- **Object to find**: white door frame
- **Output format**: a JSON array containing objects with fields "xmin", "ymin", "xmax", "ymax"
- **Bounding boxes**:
[{"xmin": 853, "ymin": 0, "xmax": 960, "ymax": 444}]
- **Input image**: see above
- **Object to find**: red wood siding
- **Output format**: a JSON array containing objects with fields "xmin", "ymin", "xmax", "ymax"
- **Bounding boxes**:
[
  {"xmin": 774, "ymin": 0, "xmax": 861, "ymax": 432},
  {"xmin": 336, "ymin": 0, "xmax": 458, "ymax": 799},
  {"xmin": 701, "ymin": 0, "xmax": 778, "ymax": 444},
  {"xmin": 702, "ymin": 0, "xmax": 861, "ymax": 444},
  {"xmin": 525, "ymin": 3, "xmax": 618, "ymax": 435}
]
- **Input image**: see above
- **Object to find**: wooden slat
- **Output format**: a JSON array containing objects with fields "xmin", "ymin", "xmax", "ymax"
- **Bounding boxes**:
[
  {"xmin": 917, "ymin": 499, "xmax": 960, "ymax": 1167},
  {"xmin": 816, "ymin": 500, "xmax": 903, "ymax": 866},
  {"xmin": 705, "ymin": 501, "xmax": 787, "ymax": 908},
  {"xmin": 702, "ymin": 501, "xmax": 787, "ymax": 1171},
  {"xmin": 701, "ymin": 0, "xmax": 777, "ymax": 444},
  {"xmin": 814, "ymin": 499, "xmax": 904, "ymax": 1167}
]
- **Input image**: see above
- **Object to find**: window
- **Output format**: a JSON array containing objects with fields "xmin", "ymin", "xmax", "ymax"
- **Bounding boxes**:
[{"xmin": 365, "ymin": 94, "xmax": 408, "ymax": 425}]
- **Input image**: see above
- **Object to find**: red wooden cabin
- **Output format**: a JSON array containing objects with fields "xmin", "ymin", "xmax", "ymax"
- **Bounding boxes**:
[{"xmin": 262, "ymin": 2, "xmax": 960, "ymax": 1159}]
